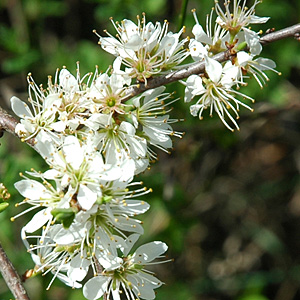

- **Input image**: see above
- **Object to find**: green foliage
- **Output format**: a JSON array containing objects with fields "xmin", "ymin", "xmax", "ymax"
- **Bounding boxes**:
[{"xmin": 1, "ymin": 0, "xmax": 300, "ymax": 299}]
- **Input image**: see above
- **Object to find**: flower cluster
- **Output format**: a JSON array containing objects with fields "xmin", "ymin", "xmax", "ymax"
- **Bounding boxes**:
[
  {"xmin": 96, "ymin": 13, "xmax": 189, "ymax": 83},
  {"xmin": 10, "ymin": 0, "xmax": 279, "ymax": 299},
  {"xmin": 11, "ymin": 63, "xmax": 176, "ymax": 299},
  {"xmin": 183, "ymin": 1, "xmax": 279, "ymax": 131}
]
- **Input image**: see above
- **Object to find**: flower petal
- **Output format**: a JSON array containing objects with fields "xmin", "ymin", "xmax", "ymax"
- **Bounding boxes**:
[
  {"xmin": 77, "ymin": 184, "xmax": 97, "ymax": 211},
  {"xmin": 23, "ymin": 208, "xmax": 52, "ymax": 233},
  {"xmin": 14, "ymin": 179, "xmax": 50, "ymax": 199},
  {"xmin": 59, "ymin": 69, "xmax": 79, "ymax": 91},
  {"xmin": 205, "ymin": 56, "xmax": 222, "ymax": 83},
  {"xmin": 132, "ymin": 241, "xmax": 168, "ymax": 264},
  {"xmin": 83, "ymin": 276, "xmax": 109, "ymax": 300},
  {"xmin": 62, "ymin": 136, "xmax": 84, "ymax": 170},
  {"xmin": 10, "ymin": 96, "xmax": 33, "ymax": 118}
]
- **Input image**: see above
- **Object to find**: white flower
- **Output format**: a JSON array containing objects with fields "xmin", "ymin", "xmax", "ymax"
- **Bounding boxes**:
[
  {"xmin": 97, "ymin": 13, "xmax": 188, "ymax": 82},
  {"xmin": 48, "ymin": 66, "xmax": 93, "ymax": 134},
  {"xmin": 74, "ymin": 180, "xmax": 152, "ymax": 245},
  {"xmin": 12, "ymin": 172, "xmax": 73, "ymax": 233},
  {"xmin": 131, "ymin": 87, "xmax": 183, "ymax": 159},
  {"xmin": 10, "ymin": 91, "xmax": 60, "ymax": 142},
  {"xmin": 87, "ymin": 58, "xmax": 131, "ymax": 114},
  {"xmin": 21, "ymin": 225, "xmax": 85, "ymax": 290},
  {"xmin": 34, "ymin": 135, "xmax": 124, "ymax": 211},
  {"xmin": 190, "ymin": 9, "xmax": 229, "ymax": 59},
  {"xmin": 86, "ymin": 113, "xmax": 148, "ymax": 174},
  {"xmin": 10, "ymin": 66, "xmax": 92, "ymax": 142},
  {"xmin": 52, "ymin": 180, "xmax": 151, "ymax": 253},
  {"xmin": 215, "ymin": 0, "xmax": 270, "ymax": 36},
  {"xmin": 20, "ymin": 177, "xmax": 152, "ymax": 289},
  {"xmin": 184, "ymin": 56, "xmax": 254, "ymax": 131},
  {"xmin": 83, "ymin": 236, "xmax": 168, "ymax": 300},
  {"xmin": 235, "ymin": 51, "xmax": 280, "ymax": 88}
]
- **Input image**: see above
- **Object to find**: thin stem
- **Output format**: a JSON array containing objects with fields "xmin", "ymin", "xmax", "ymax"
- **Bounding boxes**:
[
  {"xmin": 177, "ymin": 0, "xmax": 189, "ymax": 31},
  {"xmin": 0, "ymin": 242, "xmax": 30, "ymax": 300}
]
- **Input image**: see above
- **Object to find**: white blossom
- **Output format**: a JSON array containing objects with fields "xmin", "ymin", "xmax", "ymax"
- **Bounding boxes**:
[
  {"xmin": 215, "ymin": 0, "xmax": 270, "ymax": 36},
  {"xmin": 190, "ymin": 9, "xmax": 229, "ymax": 59},
  {"xmin": 10, "ymin": 66, "xmax": 93, "ymax": 143},
  {"xmin": 131, "ymin": 87, "xmax": 183, "ymax": 159},
  {"xmin": 83, "ymin": 236, "xmax": 168, "ymax": 300},
  {"xmin": 33, "ymin": 135, "xmax": 127, "ymax": 211},
  {"xmin": 184, "ymin": 56, "xmax": 254, "ymax": 131},
  {"xmin": 9, "ymin": 2, "xmax": 283, "ymax": 299},
  {"xmin": 87, "ymin": 58, "xmax": 131, "ymax": 114},
  {"xmin": 96, "ymin": 13, "xmax": 188, "ymax": 82},
  {"xmin": 86, "ymin": 113, "xmax": 148, "ymax": 174},
  {"xmin": 21, "ymin": 225, "xmax": 85, "ymax": 290},
  {"xmin": 235, "ymin": 51, "xmax": 280, "ymax": 88}
]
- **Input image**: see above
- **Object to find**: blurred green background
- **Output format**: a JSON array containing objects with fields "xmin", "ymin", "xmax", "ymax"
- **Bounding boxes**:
[{"xmin": 1, "ymin": 0, "xmax": 300, "ymax": 299}]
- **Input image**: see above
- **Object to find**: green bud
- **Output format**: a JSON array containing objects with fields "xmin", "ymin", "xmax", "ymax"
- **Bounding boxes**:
[
  {"xmin": 51, "ymin": 208, "xmax": 76, "ymax": 228},
  {"xmin": 132, "ymin": 263, "xmax": 144, "ymax": 270},
  {"xmin": 55, "ymin": 244, "xmax": 76, "ymax": 253},
  {"xmin": 0, "ymin": 183, "xmax": 10, "ymax": 201},
  {"xmin": 0, "ymin": 202, "xmax": 9, "ymax": 213},
  {"xmin": 103, "ymin": 195, "xmax": 113, "ymax": 203},
  {"xmin": 237, "ymin": 41, "xmax": 248, "ymax": 51},
  {"xmin": 96, "ymin": 195, "xmax": 113, "ymax": 205}
]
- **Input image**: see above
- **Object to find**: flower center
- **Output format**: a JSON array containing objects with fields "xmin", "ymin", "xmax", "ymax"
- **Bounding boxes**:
[{"xmin": 106, "ymin": 96, "xmax": 117, "ymax": 107}]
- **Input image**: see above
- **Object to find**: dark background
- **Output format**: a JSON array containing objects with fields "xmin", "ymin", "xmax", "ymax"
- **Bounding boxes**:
[{"xmin": 1, "ymin": 0, "xmax": 300, "ymax": 299}]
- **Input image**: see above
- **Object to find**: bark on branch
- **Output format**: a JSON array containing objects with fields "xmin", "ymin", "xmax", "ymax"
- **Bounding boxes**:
[
  {"xmin": 0, "ymin": 243, "xmax": 30, "ymax": 300},
  {"xmin": 0, "ymin": 106, "xmax": 35, "ymax": 147},
  {"xmin": 260, "ymin": 23, "xmax": 300, "ymax": 45},
  {"xmin": 0, "ymin": 24, "xmax": 299, "ymax": 141},
  {"xmin": 121, "ymin": 23, "xmax": 300, "ymax": 101},
  {"xmin": 0, "ymin": 106, "xmax": 19, "ymax": 137}
]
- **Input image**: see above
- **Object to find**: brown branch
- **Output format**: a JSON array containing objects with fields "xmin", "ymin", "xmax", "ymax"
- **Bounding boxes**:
[
  {"xmin": 0, "ymin": 24, "xmax": 299, "ymax": 145},
  {"xmin": 260, "ymin": 23, "xmax": 300, "ymax": 45},
  {"xmin": 0, "ymin": 242, "xmax": 30, "ymax": 300},
  {"xmin": 0, "ymin": 106, "xmax": 19, "ymax": 137},
  {"xmin": 0, "ymin": 106, "xmax": 35, "ymax": 147},
  {"xmin": 121, "ymin": 23, "xmax": 300, "ymax": 101}
]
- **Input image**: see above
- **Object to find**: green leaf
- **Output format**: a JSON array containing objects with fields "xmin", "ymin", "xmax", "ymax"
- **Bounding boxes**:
[
  {"xmin": 238, "ymin": 295, "xmax": 270, "ymax": 300},
  {"xmin": 2, "ymin": 50, "xmax": 40, "ymax": 74}
]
